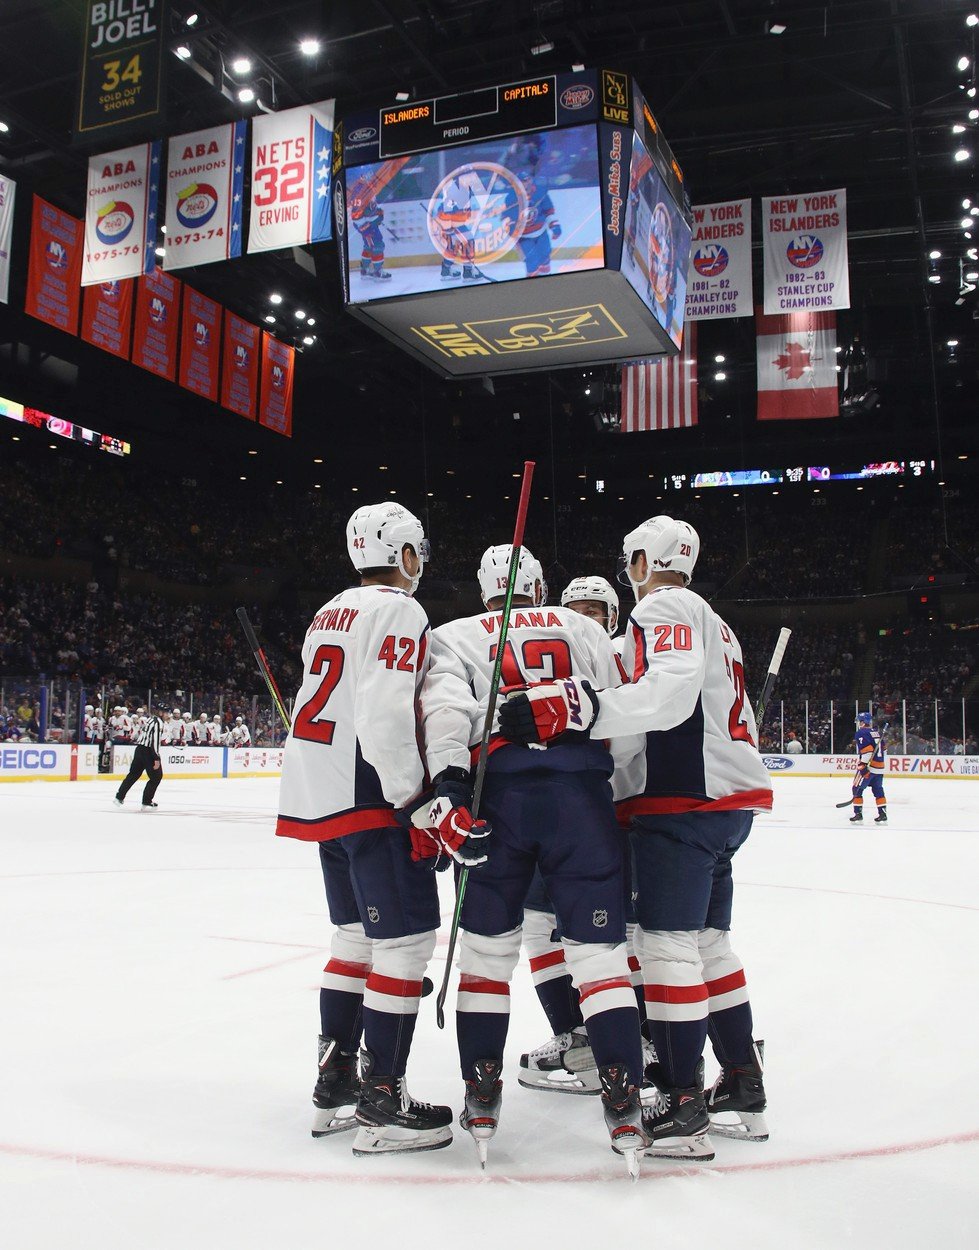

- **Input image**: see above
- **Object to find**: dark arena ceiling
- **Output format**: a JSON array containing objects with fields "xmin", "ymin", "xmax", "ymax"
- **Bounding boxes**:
[{"xmin": 1, "ymin": 0, "xmax": 978, "ymax": 511}]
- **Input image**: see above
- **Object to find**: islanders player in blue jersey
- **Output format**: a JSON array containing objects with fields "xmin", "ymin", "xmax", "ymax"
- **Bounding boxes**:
[
  {"xmin": 850, "ymin": 712, "xmax": 887, "ymax": 823},
  {"xmin": 351, "ymin": 197, "xmax": 391, "ymax": 280},
  {"xmin": 506, "ymin": 135, "xmax": 562, "ymax": 276}
]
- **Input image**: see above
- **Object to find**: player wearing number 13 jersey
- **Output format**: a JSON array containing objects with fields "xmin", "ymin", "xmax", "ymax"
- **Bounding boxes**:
[{"xmin": 276, "ymin": 502, "xmax": 453, "ymax": 1157}]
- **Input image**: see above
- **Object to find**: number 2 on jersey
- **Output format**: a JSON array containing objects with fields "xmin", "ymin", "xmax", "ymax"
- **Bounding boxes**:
[
  {"xmin": 294, "ymin": 644, "xmax": 344, "ymax": 745},
  {"xmin": 490, "ymin": 638, "xmax": 573, "ymax": 684}
]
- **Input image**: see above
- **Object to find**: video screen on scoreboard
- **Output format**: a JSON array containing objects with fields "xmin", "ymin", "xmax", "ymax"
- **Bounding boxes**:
[
  {"xmin": 344, "ymin": 124, "xmax": 605, "ymax": 303},
  {"xmin": 692, "ymin": 469, "xmax": 783, "ymax": 489},
  {"xmin": 807, "ymin": 462, "xmax": 908, "ymax": 482},
  {"xmin": 620, "ymin": 130, "xmax": 691, "ymax": 348}
]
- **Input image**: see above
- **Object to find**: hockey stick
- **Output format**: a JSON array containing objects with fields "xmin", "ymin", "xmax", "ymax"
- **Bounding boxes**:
[
  {"xmin": 435, "ymin": 459, "xmax": 536, "ymax": 1029},
  {"xmin": 236, "ymin": 607, "xmax": 292, "ymax": 731},
  {"xmin": 755, "ymin": 627, "xmax": 792, "ymax": 731},
  {"xmin": 835, "ymin": 722, "xmax": 888, "ymax": 806}
]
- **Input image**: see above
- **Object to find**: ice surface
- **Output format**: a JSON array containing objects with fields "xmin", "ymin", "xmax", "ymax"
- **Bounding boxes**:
[{"xmin": 1, "ymin": 776, "xmax": 977, "ymax": 1250}]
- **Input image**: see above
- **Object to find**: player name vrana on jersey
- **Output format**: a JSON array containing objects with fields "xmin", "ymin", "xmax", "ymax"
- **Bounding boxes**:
[
  {"xmin": 306, "ymin": 605, "xmax": 360, "ymax": 635},
  {"xmin": 479, "ymin": 609, "xmax": 564, "ymax": 634}
]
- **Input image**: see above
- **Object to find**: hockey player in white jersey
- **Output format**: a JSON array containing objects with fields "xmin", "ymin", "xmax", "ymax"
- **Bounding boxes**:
[
  {"xmin": 108, "ymin": 706, "xmax": 133, "ymax": 743},
  {"xmin": 420, "ymin": 545, "xmax": 647, "ymax": 1175},
  {"xmin": 229, "ymin": 716, "xmax": 251, "ymax": 747},
  {"xmin": 277, "ymin": 502, "xmax": 465, "ymax": 1157},
  {"xmin": 189, "ymin": 713, "xmax": 209, "ymax": 746},
  {"xmin": 208, "ymin": 715, "xmax": 225, "ymax": 746},
  {"xmin": 501, "ymin": 517, "xmax": 772, "ymax": 1160},
  {"xmin": 168, "ymin": 710, "xmax": 185, "ymax": 747}
]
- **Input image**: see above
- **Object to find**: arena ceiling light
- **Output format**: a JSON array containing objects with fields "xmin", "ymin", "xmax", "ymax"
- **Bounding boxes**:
[
  {"xmin": 394, "ymin": 91, "xmax": 410, "ymax": 102},
  {"xmin": 958, "ymin": 56, "xmax": 971, "ymax": 72},
  {"xmin": 766, "ymin": 21, "xmax": 787, "ymax": 35},
  {"xmin": 269, "ymin": 292, "xmax": 282, "ymax": 304},
  {"xmin": 264, "ymin": 314, "xmax": 275, "ymax": 323},
  {"xmin": 929, "ymin": 249, "xmax": 942, "ymax": 258},
  {"xmin": 299, "ymin": 38, "xmax": 320, "ymax": 55},
  {"xmin": 714, "ymin": 371, "xmax": 727, "ymax": 381},
  {"xmin": 306, "ymin": 317, "xmax": 316, "ymax": 326},
  {"xmin": 714, "ymin": 354, "xmax": 726, "ymax": 363},
  {"xmin": 231, "ymin": 57, "xmax": 252, "ymax": 75},
  {"xmin": 295, "ymin": 309, "xmax": 306, "ymax": 319},
  {"xmin": 184, "ymin": 12, "xmax": 199, "ymax": 26},
  {"xmin": 238, "ymin": 87, "xmax": 255, "ymax": 103},
  {"xmin": 0, "ymin": 121, "xmax": 10, "ymax": 133},
  {"xmin": 961, "ymin": 216, "xmax": 973, "ymax": 227},
  {"xmin": 971, "ymin": 109, "xmax": 979, "ymax": 119},
  {"xmin": 530, "ymin": 39, "xmax": 555, "ymax": 55},
  {"xmin": 954, "ymin": 148, "xmax": 972, "ymax": 161},
  {"xmin": 174, "ymin": 44, "xmax": 192, "ymax": 59},
  {"xmin": 302, "ymin": 336, "xmax": 315, "ymax": 345},
  {"xmin": 954, "ymin": 123, "xmax": 967, "ymax": 133}
]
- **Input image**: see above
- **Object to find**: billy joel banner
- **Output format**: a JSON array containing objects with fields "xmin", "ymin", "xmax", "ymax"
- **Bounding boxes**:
[
  {"xmin": 82, "ymin": 141, "xmax": 160, "ymax": 286},
  {"xmin": 685, "ymin": 199, "xmax": 752, "ymax": 321},
  {"xmin": 221, "ymin": 314, "xmax": 260, "ymax": 419},
  {"xmin": 26, "ymin": 197, "xmax": 83, "ymax": 333},
  {"xmin": 756, "ymin": 308, "xmax": 839, "ymax": 421},
  {"xmin": 762, "ymin": 189, "xmax": 849, "ymax": 314},
  {"xmin": 258, "ymin": 333, "xmax": 294, "ymax": 435},
  {"xmin": 132, "ymin": 266, "xmax": 181, "ymax": 380},
  {"xmin": 77, "ymin": 0, "xmax": 166, "ymax": 136},
  {"xmin": 179, "ymin": 288, "xmax": 221, "ymax": 402},
  {"xmin": 164, "ymin": 122, "xmax": 247, "ymax": 271},
  {"xmin": 247, "ymin": 101, "xmax": 335, "ymax": 254},
  {"xmin": 81, "ymin": 279, "xmax": 134, "ymax": 359},
  {"xmin": 0, "ymin": 174, "xmax": 15, "ymax": 304}
]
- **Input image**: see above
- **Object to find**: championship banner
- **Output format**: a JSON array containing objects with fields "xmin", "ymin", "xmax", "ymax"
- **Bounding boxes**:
[
  {"xmin": 77, "ymin": 0, "xmax": 166, "ymax": 137},
  {"xmin": 762, "ymin": 188, "xmax": 849, "ymax": 314},
  {"xmin": 685, "ymin": 198, "xmax": 752, "ymax": 321},
  {"xmin": 81, "ymin": 279, "xmax": 134, "ymax": 359},
  {"xmin": 258, "ymin": 333, "xmax": 294, "ymax": 436},
  {"xmin": 221, "ymin": 313, "xmax": 260, "ymax": 419},
  {"xmin": 82, "ymin": 141, "xmax": 160, "ymax": 286},
  {"xmin": 0, "ymin": 174, "xmax": 15, "ymax": 304},
  {"xmin": 164, "ymin": 122, "xmax": 247, "ymax": 271},
  {"xmin": 25, "ymin": 196, "xmax": 83, "ymax": 333},
  {"xmin": 178, "ymin": 287, "xmax": 221, "ymax": 401},
  {"xmin": 247, "ymin": 100, "xmax": 335, "ymax": 254},
  {"xmin": 132, "ymin": 266, "xmax": 181, "ymax": 380},
  {"xmin": 756, "ymin": 308, "xmax": 839, "ymax": 421}
]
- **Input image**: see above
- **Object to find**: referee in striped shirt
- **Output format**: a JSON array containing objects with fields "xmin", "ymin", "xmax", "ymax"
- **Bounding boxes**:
[{"xmin": 114, "ymin": 706, "xmax": 165, "ymax": 809}]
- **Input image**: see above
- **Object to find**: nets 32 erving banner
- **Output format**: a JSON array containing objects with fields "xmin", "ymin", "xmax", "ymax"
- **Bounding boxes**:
[
  {"xmin": 0, "ymin": 174, "xmax": 14, "ymax": 304},
  {"xmin": 82, "ymin": 141, "xmax": 160, "ymax": 286},
  {"xmin": 685, "ymin": 198, "xmax": 752, "ymax": 321},
  {"xmin": 247, "ymin": 101, "xmax": 335, "ymax": 254},
  {"xmin": 762, "ymin": 188, "xmax": 849, "ymax": 314},
  {"xmin": 164, "ymin": 122, "xmax": 246, "ymax": 271}
]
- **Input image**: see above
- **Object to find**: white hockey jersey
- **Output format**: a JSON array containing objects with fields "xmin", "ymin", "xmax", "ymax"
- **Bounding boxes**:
[
  {"xmin": 276, "ymin": 585, "xmax": 430, "ymax": 842},
  {"xmin": 422, "ymin": 604, "xmax": 641, "ymax": 783},
  {"xmin": 188, "ymin": 718, "xmax": 209, "ymax": 745},
  {"xmin": 591, "ymin": 585, "xmax": 773, "ymax": 815},
  {"xmin": 108, "ymin": 713, "xmax": 132, "ymax": 741},
  {"xmin": 230, "ymin": 724, "xmax": 252, "ymax": 747}
]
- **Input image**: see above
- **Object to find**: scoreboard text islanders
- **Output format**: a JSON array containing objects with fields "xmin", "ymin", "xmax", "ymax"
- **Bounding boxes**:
[{"xmin": 338, "ymin": 69, "xmax": 692, "ymax": 378}]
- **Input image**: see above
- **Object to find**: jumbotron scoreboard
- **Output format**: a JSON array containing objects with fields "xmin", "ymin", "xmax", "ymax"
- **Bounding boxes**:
[{"xmin": 336, "ymin": 69, "xmax": 692, "ymax": 378}]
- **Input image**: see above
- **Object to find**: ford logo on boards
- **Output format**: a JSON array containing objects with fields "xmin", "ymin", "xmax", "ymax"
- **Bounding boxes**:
[{"xmin": 762, "ymin": 756, "xmax": 795, "ymax": 771}]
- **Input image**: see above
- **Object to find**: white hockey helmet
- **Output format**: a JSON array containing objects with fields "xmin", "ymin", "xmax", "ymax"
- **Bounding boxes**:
[
  {"xmin": 198, "ymin": 712, "xmax": 208, "ymax": 721},
  {"xmin": 235, "ymin": 716, "xmax": 243, "ymax": 724},
  {"xmin": 173, "ymin": 707, "xmax": 181, "ymax": 716},
  {"xmin": 561, "ymin": 575, "xmax": 620, "ymax": 636},
  {"xmin": 346, "ymin": 501, "xmax": 429, "ymax": 591},
  {"xmin": 478, "ymin": 544, "xmax": 546, "ymax": 606},
  {"xmin": 85, "ymin": 704, "xmax": 94, "ymax": 713},
  {"xmin": 212, "ymin": 714, "xmax": 222, "ymax": 723},
  {"xmin": 183, "ymin": 711, "xmax": 192, "ymax": 720},
  {"xmin": 620, "ymin": 515, "xmax": 700, "ymax": 599}
]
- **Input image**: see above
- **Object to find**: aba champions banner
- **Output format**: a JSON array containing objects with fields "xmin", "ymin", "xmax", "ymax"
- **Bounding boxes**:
[
  {"xmin": 164, "ymin": 122, "xmax": 246, "ymax": 271},
  {"xmin": 258, "ymin": 332, "xmax": 294, "ymax": 435},
  {"xmin": 0, "ymin": 174, "xmax": 15, "ymax": 304},
  {"xmin": 81, "ymin": 279, "xmax": 134, "ymax": 359},
  {"xmin": 685, "ymin": 198, "xmax": 752, "ymax": 321},
  {"xmin": 179, "ymin": 288, "xmax": 221, "ymax": 401},
  {"xmin": 247, "ymin": 100, "xmax": 335, "ymax": 254},
  {"xmin": 221, "ymin": 313, "xmax": 260, "ymax": 419},
  {"xmin": 132, "ymin": 266, "xmax": 181, "ymax": 380},
  {"xmin": 762, "ymin": 189, "xmax": 849, "ymax": 314},
  {"xmin": 82, "ymin": 141, "xmax": 160, "ymax": 286},
  {"xmin": 26, "ymin": 196, "xmax": 83, "ymax": 333}
]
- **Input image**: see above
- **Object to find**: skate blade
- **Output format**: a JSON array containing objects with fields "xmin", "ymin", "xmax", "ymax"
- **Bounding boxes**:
[
  {"xmin": 351, "ymin": 1124, "xmax": 452, "ymax": 1156},
  {"xmin": 708, "ymin": 1110, "xmax": 769, "ymax": 1142},
  {"xmin": 646, "ymin": 1132, "xmax": 715, "ymax": 1162},
  {"xmin": 518, "ymin": 1069, "xmax": 602, "ymax": 1095},
  {"xmin": 474, "ymin": 1137, "xmax": 490, "ymax": 1170},
  {"xmin": 622, "ymin": 1145, "xmax": 642, "ymax": 1181},
  {"xmin": 311, "ymin": 1104, "xmax": 358, "ymax": 1138}
]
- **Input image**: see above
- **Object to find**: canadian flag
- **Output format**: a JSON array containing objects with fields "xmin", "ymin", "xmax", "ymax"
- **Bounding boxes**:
[{"xmin": 756, "ymin": 308, "xmax": 839, "ymax": 421}]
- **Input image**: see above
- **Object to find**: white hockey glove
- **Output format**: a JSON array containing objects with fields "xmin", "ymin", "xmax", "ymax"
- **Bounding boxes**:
[{"xmin": 499, "ymin": 678, "xmax": 599, "ymax": 746}]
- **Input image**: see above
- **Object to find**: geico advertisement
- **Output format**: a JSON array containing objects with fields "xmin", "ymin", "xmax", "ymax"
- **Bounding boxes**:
[{"xmin": 0, "ymin": 745, "xmax": 65, "ymax": 776}]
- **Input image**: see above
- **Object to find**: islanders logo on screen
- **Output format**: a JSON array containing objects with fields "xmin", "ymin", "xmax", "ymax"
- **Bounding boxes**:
[
  {"xmin": 45, "ymin": 241, "xmax": 68, "ymax": 271},
  {"xmin": 786, "ymin": 234, "xmax": 824, "ymax": 268},
  {"xmin": 95, "ymin": 200, "xmax": 135, "ymax": 245},
  {"xmin": 193, "ymin": 321, "xmax": 210, "ymax": 348},
  {"xmin": 99, "ymin": 281, "xmax": 121, "ymax": 300},
  {"xmin": 692, "ymin": 244, "xmax": 729, "ymax": 277},
  {"xmin": 426, "ymin": 162, "xmax": 528, "ymax": 266},
  {"xmin": 175, "ymin": 182, "xmax": 219, "ymax": 229},
  {"xmin": 149, "ymin": 297, "xmax": 167, "ymax": 325}
]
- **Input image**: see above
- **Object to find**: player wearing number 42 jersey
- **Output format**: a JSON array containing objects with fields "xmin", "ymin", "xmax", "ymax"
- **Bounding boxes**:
[{"xmin": 276, "ymin": 501, "xmax": 454, "ymax": 1157}]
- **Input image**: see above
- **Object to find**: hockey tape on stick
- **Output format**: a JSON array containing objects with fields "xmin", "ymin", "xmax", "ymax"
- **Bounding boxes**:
[
  {"xmin": 755, "ymin": 628, "xmax": 792, "ymax": 732},
  {"xmin": 236, "ymin": 607, "xmax": 291, "ymax": 731}
]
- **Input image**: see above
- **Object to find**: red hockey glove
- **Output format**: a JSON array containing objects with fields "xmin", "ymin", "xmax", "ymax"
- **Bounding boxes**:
[
  {"xmin": 415, "ymin": 797, "xmax": 491, "ymax": 867},
  {"xmin": 498, "ymin": 678, "xmax": 599, "ymax": 745}
]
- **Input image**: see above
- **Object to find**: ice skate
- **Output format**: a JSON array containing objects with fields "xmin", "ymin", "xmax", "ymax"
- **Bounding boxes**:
[
  {"xmin": 113, "ymin": 797, "xmax": 124, "ymax": 807},
  {"xmin": 641, "ymin": 1059, "xmax": 714, "ymax": 1161},
  {"xmin": 518, "ymin": 1028, "xmax": 601, "ymax": 1094},
  {"xmin": 440, "ymin": 260, "xmax": 462, "ymax": 281},
  {"xmin": 599, "ymin": 1064, "xmax": 649, "ymax": 1181},
  {"xmin": 352, "ymin": 1051, "xmax": 452, "ymax": 1155},
  {"xmin": 141, "ymin": 801, "xmax": 158, "ymax": 809},
  {"xmin": 849, "ymin": 810, "xmax": 862, "ymax": 822},
  {"xmin": 311, "ymin": 1036, "xmax": 360, "ymax": 1138},
  {"xmin": 704, "ymin": 1039, "xmax": 768, "ymax": 1142},
  {"xmin": 875, "ymin": 810, "xmax": 888, "ymax": 823},
  {"xmin": 369, "ymin": 266, "xmax": 392, "ymax": 280},
  {"xmin": 459, "ymin": 1058, "xmax": 503, "ymax": 1169},
  {"xmin": 462, "ymin": 263, "xmax": 480, "ymax": 281}
]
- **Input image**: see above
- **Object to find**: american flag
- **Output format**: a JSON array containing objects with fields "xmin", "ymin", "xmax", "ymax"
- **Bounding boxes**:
[{"xmin": 619, "ymin": 323, "xmax": 698, "ymax": 432}]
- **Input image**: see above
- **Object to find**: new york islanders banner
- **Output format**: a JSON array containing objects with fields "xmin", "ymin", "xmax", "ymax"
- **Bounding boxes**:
[
  {"xmin": 26, "ymin": 196, "xmax": 83, "ymax": 333},
  {"xmin": 762, "ymin": 189, "xmax": 849, "ymax": 314},
  {"xmin": 221, "ymin": 314, "xmax": 260, "ymax": 419},
  {"xmin": 81, "ymin": 280, "xmax": 133, "ymax": 359},
  {"xmin": 258, "ymin": 332, "xmax": 294, "ymax": 435},
  {"xmin": 685, "ymin": 199, "xmax": 751, "ymax": 321},
  {"xmin": 756, "ymin": 308, "xmax": 838, "ymax": 421},
  {"xmin": 164, "ymin": 122, "xmax": 247, "ymax": 272},
  {"xmin": 620, "ymin": 323, "xmax": 698, "ymax": 431},
  {"xmin": 247, "ymin": 101, "xmax": 335, "ymax": 254},
  {"xmin": 179, "ymin": 288, "xmax": 222, "ymax": 401},
  {"xmin": 0, "ymin": 174, "xmax": 15, "ymax": 304},
  {"xmin": 132, "ymin": 266, "xmax": 181, "ymax": 380},
  {"xmin": 82, "ymin": 141, "xmax": 160, "ymax": 286}
]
